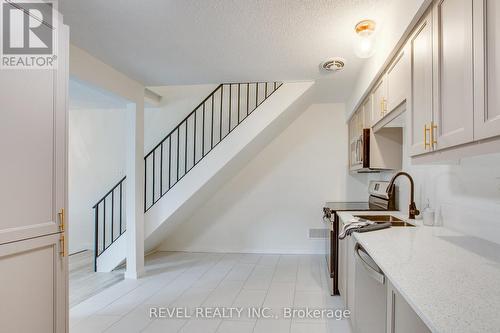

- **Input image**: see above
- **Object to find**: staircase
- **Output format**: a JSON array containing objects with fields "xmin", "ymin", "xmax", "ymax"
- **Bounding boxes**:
[{"xmin": 92, "ymin": 81, "xmax": 314, "ymax": 272}]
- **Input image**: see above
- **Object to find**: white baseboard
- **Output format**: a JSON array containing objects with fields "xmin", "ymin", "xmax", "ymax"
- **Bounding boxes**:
[{"xmin": 157, "ymin": 247, "xmax": 326, "ymax": 255}]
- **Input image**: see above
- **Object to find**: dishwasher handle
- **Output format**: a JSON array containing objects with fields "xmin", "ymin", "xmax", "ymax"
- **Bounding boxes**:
[{"xmin": 354, "ymin": 243, "xmax": 385, "ymax": 285}]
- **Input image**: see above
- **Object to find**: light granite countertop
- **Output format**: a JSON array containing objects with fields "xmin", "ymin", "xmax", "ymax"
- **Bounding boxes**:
[{"xmin": 338, "ymin": 211, "xmax": 500, "ymax": 333}]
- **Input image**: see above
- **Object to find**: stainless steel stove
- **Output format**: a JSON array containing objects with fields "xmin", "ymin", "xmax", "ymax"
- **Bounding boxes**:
[{"xmin": 322, "ymin": 181, "xmax": 395, "ymax": 296}]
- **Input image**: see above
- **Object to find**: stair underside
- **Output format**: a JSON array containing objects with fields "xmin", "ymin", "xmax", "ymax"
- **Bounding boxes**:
[{"xmin": 96, "ymin": 81, "xmax": 315, "ymax": 271}]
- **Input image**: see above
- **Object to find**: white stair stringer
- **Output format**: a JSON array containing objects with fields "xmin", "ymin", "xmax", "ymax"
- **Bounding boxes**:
[
  {"xmin": 144, "ymin": 81, "xmax": 315, "ymax": 251},
  {"xmin": 95, "ymin": 81, "xmax": 315, "ymax": 271},
  {"xmin": 95, "ymin": 233, "xmax": 126, "ymax": 272}
]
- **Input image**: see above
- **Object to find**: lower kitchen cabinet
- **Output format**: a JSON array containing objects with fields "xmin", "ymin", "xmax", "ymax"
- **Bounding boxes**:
[
  {"xmin": 386, "ymin": 280, "xmax": 431, "ymax": 333},
  {"xmin": 338, "ymin": 217, "xmax": 431, "ymax": 333}
]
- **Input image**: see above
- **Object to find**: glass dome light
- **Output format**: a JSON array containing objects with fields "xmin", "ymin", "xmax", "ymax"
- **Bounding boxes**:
[{"xmin": 354, "ymin": 20, "xmax": 376, "ymax": 59}]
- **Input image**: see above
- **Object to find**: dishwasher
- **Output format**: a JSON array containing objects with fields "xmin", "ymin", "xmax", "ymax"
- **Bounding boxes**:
[{"xmin": 353, "ymin": 243, "xmax": 387, "ymax": 333}]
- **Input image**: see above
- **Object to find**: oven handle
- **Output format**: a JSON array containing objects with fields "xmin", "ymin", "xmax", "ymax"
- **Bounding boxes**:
[{"xmin": 354, "ymin": 243, "xmax": 385, "ymax": 285}]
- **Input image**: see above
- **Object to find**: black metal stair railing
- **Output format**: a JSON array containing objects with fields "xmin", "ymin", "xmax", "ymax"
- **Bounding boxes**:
[
  {"xmin": 91, "ymin": 81, "xmax": 282, "ymax": 270},
  {"xmin": 92, "ymin": 176, "xmax": 126, "ymax": 271},
  {"xmin": 144, "ymin": 82, "xmax": 282, "ymax": 212}
]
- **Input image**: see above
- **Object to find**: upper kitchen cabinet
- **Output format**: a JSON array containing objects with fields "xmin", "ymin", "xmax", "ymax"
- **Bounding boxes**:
[
  {"xmin": 473, "ymin": 0, "xmax": 500, "ymax": 140},
  {"xmin": 432, "ymin": 0, "xmax": 474, "ymax": 150},
  {"xmin": 386, "ymin": 48, "xmax": 410, "ymax": 114},
  {"xmin": 353, "ymin": 0, "xmax": 500, "ymax": 161},
  {"xmin": 349, "ymin": 110, "xmax": 362, "ymax": 170},
  {"xmin": 371, "ymin": 78, "xmax": 387, "ymax": 126},
  {"xmin": 362, "ymin": 96, "xmax": 373, "ymax": 128},
  {"xmin": 370, "ymin": 47, "xmax": 409, "ymax": 130},
  {"xmin": 409, "ymin": 10, "xmax": 434, "ymax": 156}
]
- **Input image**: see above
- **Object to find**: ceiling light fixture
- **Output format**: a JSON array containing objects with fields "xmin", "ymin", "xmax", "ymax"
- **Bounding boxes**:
[{"xmin": 354, "ymin": 19, "xmax": 376, "ymax": 59}]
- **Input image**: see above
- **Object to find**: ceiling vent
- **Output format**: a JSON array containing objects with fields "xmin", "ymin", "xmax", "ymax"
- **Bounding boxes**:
[{"xmin": 321, "ymin": 58, "xmax": 345, "ymax": 72}]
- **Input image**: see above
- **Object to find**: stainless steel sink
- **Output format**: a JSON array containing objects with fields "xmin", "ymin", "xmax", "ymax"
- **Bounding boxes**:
[{"xmin": 354, "ymin": 215, "xmax": 416, "ymax": 227}]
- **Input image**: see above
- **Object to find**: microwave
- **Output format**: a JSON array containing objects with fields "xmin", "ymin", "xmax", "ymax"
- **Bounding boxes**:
[{"xmin": 350, "ymin": 128, "xmax": 398, "ymax": 173}]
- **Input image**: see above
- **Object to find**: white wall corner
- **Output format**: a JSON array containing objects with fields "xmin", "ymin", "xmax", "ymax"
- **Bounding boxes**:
[{"xmin": 124, "ymin": 102, "xmax": 145, "ymax": 279}]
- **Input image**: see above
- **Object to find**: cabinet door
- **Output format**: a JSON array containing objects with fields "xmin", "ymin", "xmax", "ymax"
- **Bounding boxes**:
[
  {"xmin": 0, "ymin": 234, "xmax": 66, "ymax": 333},
  {"xmin": 0, "ymin": 13, "xmax": 68, "ymax": 333},
  {"xmin": 371, "ymin": 78, "xmax": 387, "ymax": 125},
  {"xmin": 387, "ymin": 281, "xmax": 431, "ymax": 333},
  {"xmin": 349, "ymin": 115, "xmax": 355, "ymax": 168},
  {"xmin": 409, "ymin": 11, "xmax": 434, "ymax": 156},
  {"xmin": 358, "ymin": 108, "xmax": 364, "ymax": 132},
  {"xmin": 432, "ymin": 0, "xmax": 474, "ymax": 150},
  {"xmin": 474, "ymin": 0, "xmax": 500, "ymax": 140},
  {"xmin": 386, "ymin": 48, "xmax": 410, "ymax": 113},
  {"xmin": 363, "ymin": 96, "xmax": 373, "ymax": 128},
  {"xmin": 349, "ymin": 110, "xmax": 362, "ymax": 170}
]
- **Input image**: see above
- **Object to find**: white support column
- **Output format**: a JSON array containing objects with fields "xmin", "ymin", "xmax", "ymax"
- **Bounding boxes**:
[{"xmin": 125, "ymin": 101, "xmax": 145, "ymax": 279}]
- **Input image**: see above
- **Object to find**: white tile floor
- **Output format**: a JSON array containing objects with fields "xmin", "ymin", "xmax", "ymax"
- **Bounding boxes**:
[{"xmin": 70, "ymin": 252, "xmax": 352, "ymax": 333}]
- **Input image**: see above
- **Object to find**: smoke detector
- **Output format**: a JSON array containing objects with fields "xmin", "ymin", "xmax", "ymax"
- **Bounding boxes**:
[{"xmin": 321, "ymin": 58, "xmax": 345, "ymax": 72}]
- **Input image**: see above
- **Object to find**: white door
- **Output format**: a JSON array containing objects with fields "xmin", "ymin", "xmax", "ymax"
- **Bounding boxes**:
[
  {"xmin": 409, "ymin": 11, "xmax": 434, "ymax": 156},
  {"xmin": 0, "ymin": 12, "xmax": 69, "ymax": 333},
  {"xmin": 473, "ymin": 0, "xmax": 500, "ymax": 140},
  {"xmin": 432, "ymin": 0, "xmax": 474, "ymax": 150}
]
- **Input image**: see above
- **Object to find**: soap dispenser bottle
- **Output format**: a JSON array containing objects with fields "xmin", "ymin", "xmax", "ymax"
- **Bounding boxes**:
[{"xmin": 422, "ymin": 199, "xmax": 435, "ymax": 226}]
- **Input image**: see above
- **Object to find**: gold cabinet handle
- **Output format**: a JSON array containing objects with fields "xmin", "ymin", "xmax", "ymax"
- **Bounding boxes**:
[
  {"xmin": 380, "ymin": 98, "xmax": 387, "ymax": 117},
  {"xmin": 60, "ymin": 234, "xmax": 66, "ymax": 257},
  {"xmin": 58, "ymin": 208, "xmax": 66, "ymax": 257},
  {"xmin": 424, "ymin": 124, "xmax": 431, "ymax": 150},
  {"xmin": 431, "ymin": 122, "xmax": 437, "ymax": 147},
  {"xmin": 58, "ymin": 208, "xmax": 65, "ymax": 232}
]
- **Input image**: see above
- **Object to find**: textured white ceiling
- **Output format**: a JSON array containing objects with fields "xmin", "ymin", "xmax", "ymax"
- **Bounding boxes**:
[{"xmin": 60, "ymin": 0, "xmax": 391, "ymax": 95}]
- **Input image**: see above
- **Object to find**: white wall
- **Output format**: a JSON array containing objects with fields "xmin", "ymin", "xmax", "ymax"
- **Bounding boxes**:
[
  {"xmin": 68, "ymin": 82, "xmax": 221, "ymax": 253},
  {"xmin": 159, "ymin": 103, "xmax": 369, "ymax": 254},
  {"xmin": 68, "ymin": 79, "xmax": 129, "ymax": 253},
  {"xmin": 144, "ymin": 84, "xmax": 218, "ymax": 152}
]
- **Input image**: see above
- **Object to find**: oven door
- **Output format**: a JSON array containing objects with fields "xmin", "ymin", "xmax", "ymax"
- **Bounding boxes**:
[{"xmin": 323, "ymin": 208, "xmax": 338, "ymax": 295}]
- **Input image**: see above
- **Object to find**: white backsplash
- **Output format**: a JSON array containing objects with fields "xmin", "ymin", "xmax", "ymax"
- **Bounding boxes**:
[
  {"xmin": 364, "ymin": 127, "xmax": 500, "ymax": 245},
  {"xmin": 409, "ymin": 153, "xmax": 500, "ymax": 244}
]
